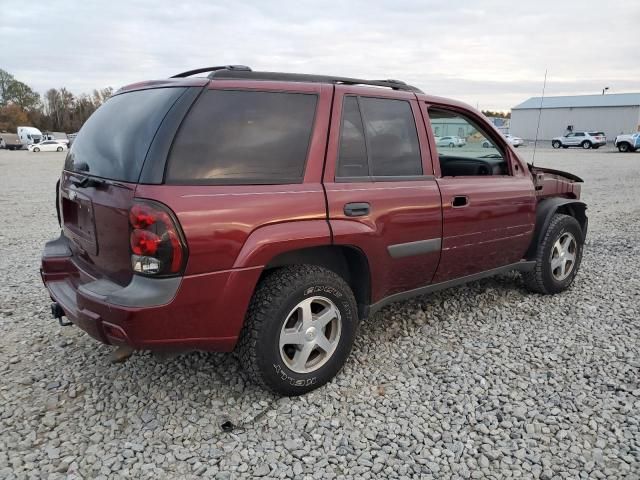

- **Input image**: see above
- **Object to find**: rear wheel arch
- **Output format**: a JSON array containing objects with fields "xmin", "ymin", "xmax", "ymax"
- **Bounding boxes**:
[
  {"xmin": 525, "ymin": 198, "xmax": 587, "ymax": 259},
  {"xmin": 263, "ymin": 245, "xmax": 371, "ymax": 320}
]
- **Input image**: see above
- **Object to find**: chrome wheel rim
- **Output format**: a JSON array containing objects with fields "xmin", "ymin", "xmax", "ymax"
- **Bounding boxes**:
[
  {"xmin": 550, "ymin": 232, "xmax": 577, "ymax": 281},
  {"xmin": 279, "ymin": 296, "xmax": 341, "ymax": 374}
]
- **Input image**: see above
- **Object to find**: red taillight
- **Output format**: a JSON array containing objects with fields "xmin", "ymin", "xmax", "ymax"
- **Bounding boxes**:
[
  {"xmin": 129, "ymin": 204, "xmax": 156, "ymax": 229},
  {"xmin": 129, "ymin": 200, "xmax": 187, "ymax": 276},
  {"xmin": 130, "ymin": 229, "xmax": 161, "ymax": 255}
]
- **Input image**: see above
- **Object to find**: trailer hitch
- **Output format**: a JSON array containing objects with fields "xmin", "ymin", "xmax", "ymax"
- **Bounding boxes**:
[{"xmin": 51, "ymin": 303, "xmax": 72, "ymax": 326}]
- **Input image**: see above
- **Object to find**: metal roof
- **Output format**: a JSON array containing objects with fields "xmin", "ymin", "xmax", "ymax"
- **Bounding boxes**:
[{"xmin": 512, "ymin": 92, "xmax": 640, "ymax": 110}]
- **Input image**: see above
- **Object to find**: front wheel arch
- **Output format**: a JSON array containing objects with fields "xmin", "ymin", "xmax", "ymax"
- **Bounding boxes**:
[{"xmin": 525, "ymin": 198, "xmax": 587, "ymax": 260}]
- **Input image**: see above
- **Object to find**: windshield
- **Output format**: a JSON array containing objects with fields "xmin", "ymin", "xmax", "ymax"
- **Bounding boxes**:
[{"xmin": 65, "ymin": 87, "xmax": 185, "ymax": 182}]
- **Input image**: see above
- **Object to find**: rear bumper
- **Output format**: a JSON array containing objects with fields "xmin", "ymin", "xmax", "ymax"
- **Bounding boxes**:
[{"xmin": 41, "ymin": 234, "xmax": 262, "ymax": 352}]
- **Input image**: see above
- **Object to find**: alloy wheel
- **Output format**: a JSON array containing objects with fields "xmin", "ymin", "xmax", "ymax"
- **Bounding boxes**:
[
  {"xmin": 550, "ymin": 232, "xmax": 577, "ymax": 281},
  {"xmin": 279, "ymin": 296, "xmax": 342, "ymax": 374}
]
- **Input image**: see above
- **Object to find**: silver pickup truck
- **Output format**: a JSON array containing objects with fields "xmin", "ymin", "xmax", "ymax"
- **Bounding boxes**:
[{"xmin": 614, "ymin": 133, "xmax": 640, "ymax": 153}]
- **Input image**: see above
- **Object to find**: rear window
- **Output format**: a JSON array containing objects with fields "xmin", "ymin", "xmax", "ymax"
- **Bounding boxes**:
[
  {"xmin": 589, "ymin": 132, "xmax": 604, "ymax": 136},
  {"xmin": 166, "ymin": 90, "xmax": 317, "ymax": 184},
  {"xmin": 65, "ymin": 87, "xmax": 185, "ymax": 182}
]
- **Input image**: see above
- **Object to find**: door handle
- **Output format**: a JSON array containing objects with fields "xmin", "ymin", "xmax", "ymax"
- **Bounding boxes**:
[
  {"xmin": 451, "ymin": 195, "xmax": 469, "ymax": 208},
  {"xmin": 344, "ymin": 202, "xmax": 370, "ymax": 217}
]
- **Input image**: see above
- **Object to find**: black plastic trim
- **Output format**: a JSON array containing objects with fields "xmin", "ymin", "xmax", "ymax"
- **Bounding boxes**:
[
  {"xmin": 78, "ymin": 275, "xmax": 181, "ymax": 307},
  {"xmin": 387, "ymin": 238, "xmax": 441, "ymax": 258},
  {"xmin": 525, "ymin": 198, "xmax": 587, "ymax": 258},
  {"xmin": 171, "ymin": 65, "xmax": 252, "ymax": 78},
  {"xmin": 369, "ymin": 261, "xmax": 536, "ymax": 315},
  {"xmin": 210, "ymin": 70, "xmax": 423, "ymax": 93}
]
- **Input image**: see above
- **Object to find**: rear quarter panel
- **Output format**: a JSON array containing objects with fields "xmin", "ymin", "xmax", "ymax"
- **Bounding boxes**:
[{"xmin": 135, "ymin": 81, "xmax": 334, "ymax": 275}]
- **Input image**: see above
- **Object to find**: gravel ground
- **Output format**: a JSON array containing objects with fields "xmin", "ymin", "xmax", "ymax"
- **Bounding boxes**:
[{"xmin": 1, "ymin": 147, "xmax": 639, "ymax": 479}]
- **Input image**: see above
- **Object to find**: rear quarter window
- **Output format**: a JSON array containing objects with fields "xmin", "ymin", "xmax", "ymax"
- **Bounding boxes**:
[
  {"xmin": 165, "ymin": 90, "xmax": 317, "ymax": 185},
  {"xmin": 65, "ymin": 87, "xmax": 186, "ymax": 182}
]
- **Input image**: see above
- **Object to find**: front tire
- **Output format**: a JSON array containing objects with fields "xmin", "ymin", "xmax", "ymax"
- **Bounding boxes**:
[
  {"xmin": 237, "ymin": 265, "xmax": 358, "ymax": 395},
  {"xmin": 57, "ymin": 146, "xmax": 63, "ymax": 152},
  {"xmin": 552, "ymin": 140, "xmax": 561, "ymax": 149},
  {"xmin": 33, "ymin": 147, "xmax": 40, "ymax": 152},
  {"xmin": 618, "ymin": 142, "xmax": 630, "ymax": 153},
  {"xmin": 523, "ymin": 214, "xmax": 584, "ymax": 294},
  {"xmin": 581, "ymin": 141, "xmax": 592, "ymax": 149}
]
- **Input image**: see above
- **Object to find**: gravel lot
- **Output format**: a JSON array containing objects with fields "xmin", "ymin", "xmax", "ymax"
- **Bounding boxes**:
[{"xmin": 1, "ymin": 146, "xmax": 639, "ymax": 479}]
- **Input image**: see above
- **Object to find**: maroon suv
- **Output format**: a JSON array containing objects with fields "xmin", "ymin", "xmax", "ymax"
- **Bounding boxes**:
[{"xmin": 41, "ymin": 65, "xmax": 587, "ymax": 395}]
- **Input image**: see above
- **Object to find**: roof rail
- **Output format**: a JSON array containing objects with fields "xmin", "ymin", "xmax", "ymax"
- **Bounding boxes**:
[
  {"xmin": 207, "ymin": 70, "xmax": 423, "ymax": 93},
  {"xmin": 171, "ymin": 65, "xmax": 252, "ymax": 78}
]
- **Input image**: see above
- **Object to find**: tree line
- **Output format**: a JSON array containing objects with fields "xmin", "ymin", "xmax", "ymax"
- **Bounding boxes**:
[
  {"xmin": 0, "ymin": 68, "xmax": 112, "ymax": 134},
  {"xmin": 482, "ymin": 110, "xmax": 511, "ymax": 119}
]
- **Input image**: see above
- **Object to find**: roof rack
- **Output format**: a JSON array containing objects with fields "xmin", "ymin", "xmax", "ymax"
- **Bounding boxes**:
[
  {"xmin": 210, "ymin": 70, "xmax": 423, "ymax": 93},
  {"xmin": 170, "ymin": 66, "xmax": 422, "ymax": 93},
  {"xmin": 171, "ymin": 65, "xmax": 252, "ymax": 78}
]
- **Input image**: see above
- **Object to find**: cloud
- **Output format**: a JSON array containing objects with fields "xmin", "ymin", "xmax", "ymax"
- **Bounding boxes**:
[{"xmin": 1, "ymin": 0, "xmax": 638, "ymax": 110}]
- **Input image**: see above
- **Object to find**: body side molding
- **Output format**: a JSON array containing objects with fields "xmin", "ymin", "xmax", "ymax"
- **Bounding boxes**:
[
  {"xmin": 368, "ymin": 260, "xmax": 535, "ymax": 316},
  {"xmin": 387, "ymin": 238, "xmax": 442, "ymax": 258}
]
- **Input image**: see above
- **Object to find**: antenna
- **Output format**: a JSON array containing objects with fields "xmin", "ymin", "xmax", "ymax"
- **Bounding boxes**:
[{"xmin": 531, "ymin": 69, "xmax": 548, "ymax": 166}]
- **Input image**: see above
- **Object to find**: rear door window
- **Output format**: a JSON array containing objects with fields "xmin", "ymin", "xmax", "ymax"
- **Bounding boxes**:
[
  {"xmin": 166, "ymin": 90, "xmax": 317, "ymax": 184},
  {"xmin": 359, "ymin": 97, "xmax": 422, "ymax": 177},
  {"xmin": 65, "ymin": 87, "xmax": 186, "ymax": 182},
  {"xmin": 335, "ymin": 96, "xmax": 422, "ymax": 179}
]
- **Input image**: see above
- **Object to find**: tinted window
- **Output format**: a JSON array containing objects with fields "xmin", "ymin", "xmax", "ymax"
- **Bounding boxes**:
[
  {"xmin": 576, "ymin": 133, "xmax": 585, "ymax": 137},
  {"xmin": 65, "ymin": 87, "xmax": 185, "ymax": 181},
  {"xmin": 359, "ymin": 97, "xmax": 422, "ymax": 176},
  {"xmin": 337, "ymin": 97, "xmax": 368, "ymax": 177},
  {"xmin": 428, "ymin": 108, "xmax": 508, "ymax": 177},
  {"xmin": 166, "ymin": 90, "xmax": 317, "ymax": 184}
]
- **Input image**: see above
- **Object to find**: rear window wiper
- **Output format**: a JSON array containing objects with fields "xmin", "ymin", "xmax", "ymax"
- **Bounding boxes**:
[{"xmin": 70, "ymin": 174, "xmax": 106, "ymax": 188}]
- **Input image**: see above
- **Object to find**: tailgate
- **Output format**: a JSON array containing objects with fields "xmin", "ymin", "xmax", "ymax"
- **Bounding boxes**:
[{"xmin": 60, "ymin": 172, "xmax": 136, "ymax": 286}]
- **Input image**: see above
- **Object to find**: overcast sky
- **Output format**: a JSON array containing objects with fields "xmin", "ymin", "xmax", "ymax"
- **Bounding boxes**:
[{"xmin": 2, "ymin": 0, "xmax": 638, "ymax": 111}]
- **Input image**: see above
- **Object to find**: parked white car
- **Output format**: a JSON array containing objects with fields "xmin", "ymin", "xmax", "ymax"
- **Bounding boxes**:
[
  {"xmin": 504, "ymin": 133, "xmax": 524, "ymax": 147},
  {"xmin": 483, "ymin": 133, "xmax": 524, "ymax": 148},
  {"xmin": 614, "ymin": 133, "xmax": 640, "ymax": 153},
  {"xmin": 552, "ymin": 131, "xmax": 606, "ymax": 149},
  {"xmin": 28, "ymin": 140, "xmax": 67, "ymax": 152},
  {"xmin": 436, "ymin": 135, "xmax": 466, "ymax": 148}
]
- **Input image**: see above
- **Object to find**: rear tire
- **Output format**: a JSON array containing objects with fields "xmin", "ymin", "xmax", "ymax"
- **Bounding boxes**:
[
  {"xmin": 581, "ymin": 141, "xmax": 591, "ymax": 149},
  {"xmin": 56, "ymin": 146, "xmax": 63, "ymax": 152},
  {"xmin": 237, "ymin": 265, "xmax": 358, "ymax": 396},
  {"xmin": 523, "ymin": 214, "xmax": 584, "ymax": 294},
  {"xmin": 552, "ymin": 141, "xmax": 561, "ymax": 149}
]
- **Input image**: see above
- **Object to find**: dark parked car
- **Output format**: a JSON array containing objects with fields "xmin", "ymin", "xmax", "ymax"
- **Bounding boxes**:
[{"xmin": 41, "ymin": 66, "xmax": 588, "ymax": 395}]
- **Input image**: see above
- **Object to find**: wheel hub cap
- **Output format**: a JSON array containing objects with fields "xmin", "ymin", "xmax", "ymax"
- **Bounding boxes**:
[{"xmin": 304, "ymin": 326, "xmax": 317, "ymax": 341}]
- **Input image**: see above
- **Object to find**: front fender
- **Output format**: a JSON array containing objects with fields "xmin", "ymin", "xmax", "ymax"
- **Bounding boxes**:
[{"xmin": 525, "ymin": 198, "xmax": 587, "ymax": 258}]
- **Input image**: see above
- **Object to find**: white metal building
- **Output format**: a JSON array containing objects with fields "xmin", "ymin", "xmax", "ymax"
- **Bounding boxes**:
[{"xmin": 510, "ymin": 93, "xmax": 640, "ymax": 141}]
